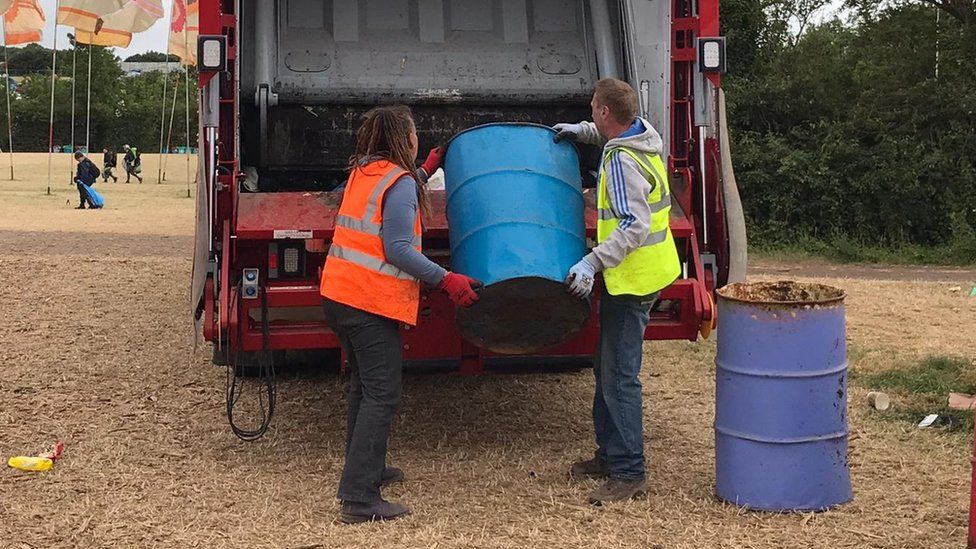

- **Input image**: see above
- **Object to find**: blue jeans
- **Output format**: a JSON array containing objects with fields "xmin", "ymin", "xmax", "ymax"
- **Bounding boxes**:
[{"xmin": 593, "ymin": 292, "xmax": 654, "ymax": 480}]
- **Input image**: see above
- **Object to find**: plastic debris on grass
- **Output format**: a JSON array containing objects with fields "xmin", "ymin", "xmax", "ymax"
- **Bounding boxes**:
[
  {"xmin": 867, "ymin": 391, "xmax": 890, "ymax": 411},
  {"xmin": 7, "ymin": 441, "xmax": 64, "ymax": 472}
]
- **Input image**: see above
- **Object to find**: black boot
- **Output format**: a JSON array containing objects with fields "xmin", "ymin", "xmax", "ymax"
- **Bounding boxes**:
[
  {"xmin": 587, "ymin": 477, "xmax": 647, "ymax": 505},
  {"xmin": 380, "ymin": 466, "xmax": 404, "ymax": 487},
  {"xmin": 340, "ymin": 499, "xmax": 410, "ymax": 524},
  {"xmin": 570, "ymin": 456, "xmax": 609, "ymax": 479}
]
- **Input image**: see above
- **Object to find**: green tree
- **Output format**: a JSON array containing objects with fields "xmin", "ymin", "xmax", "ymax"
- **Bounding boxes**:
[
  {"xmin": 5, "ymin": 44, "xmax": 52, "ymax": 76},
  {"xmin": 115, "ymin": 67, "xmax": 198, "ymax": 153},
  {"xmin": 724, "ymin": 0, "xmax": 976, "ymax": 256},
  {"xmin": 124, "ymin": 51, "xmax": 182, "ymax": 63},
  {"xmin": 0, "ymin": 47, "xmax": 198, "ymax": 154}
]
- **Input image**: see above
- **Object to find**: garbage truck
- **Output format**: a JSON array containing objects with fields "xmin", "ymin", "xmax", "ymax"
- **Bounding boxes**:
[{"xmin": 191, "ymin": 0, "xmax": 746, "ymax": 375}]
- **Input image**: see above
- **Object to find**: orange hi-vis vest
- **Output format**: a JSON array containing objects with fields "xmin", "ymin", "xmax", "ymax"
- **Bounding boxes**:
[{"xmin": 320, "ymin": 160, "xmax": 423, "ymax": 325}]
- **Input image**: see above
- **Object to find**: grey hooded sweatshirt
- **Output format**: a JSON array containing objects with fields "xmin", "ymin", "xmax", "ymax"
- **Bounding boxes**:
[{"xmin": 573, "ymin": 117, "xmax": 665, "ymax": 272}]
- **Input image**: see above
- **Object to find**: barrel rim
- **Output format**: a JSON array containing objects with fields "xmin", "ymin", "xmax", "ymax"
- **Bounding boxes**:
[
  {"xmin": 716, "ymin": 281, "xmax": 846, "ymax": 306},
  {"xmin": 446, "ymin": 122, "xmax": 580, "ymax": 154}
]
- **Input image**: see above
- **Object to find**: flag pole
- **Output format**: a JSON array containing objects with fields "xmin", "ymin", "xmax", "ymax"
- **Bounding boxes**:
[
  {"xmin": 158, "ymin": 4, "xmax": 174, "ymax": 184},
  {"xmin": 85, "ymin": 44, "xmax": 92, "ymax": 153},
  {"xmin": 2, "ymin": 22, "xmax": 14, "ymax": 180},
  {"xmin": 69, "ymin": 36, "xmax": 76, "ymax": 178},
  {"xmin": 157, "ymin": 57, "xmax": 169, "ymax": 183},
  {"xmin": 163, "ymin": 70, "xmax": 178, "ymax": 181},
  {"xmin": 183, "ymin": 35, "xmax": 190, "ymax": 199},
  {"xmin": 47, "ymin": 0, "xmax": 63, "ymax": 197}
]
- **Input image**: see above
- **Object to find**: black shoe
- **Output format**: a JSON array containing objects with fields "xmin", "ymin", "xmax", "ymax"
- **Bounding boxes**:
[
  {"xmin": 587, "ymin": 477, "xmax": 646, "ymax": 505},
  {"xmin": 380, "ymin": 466, "xmax": 404, "ymax": 487},
  {"xmin": 75, "ymin": 205, "xmax": 86, "ymax": 209},
  {"xmin": 340, "ymin": 499, "xmax": 410, "ymax": 524},
  {"xmin": 570, "ymin": 456, "xmax": 609, "ymax": 479}
]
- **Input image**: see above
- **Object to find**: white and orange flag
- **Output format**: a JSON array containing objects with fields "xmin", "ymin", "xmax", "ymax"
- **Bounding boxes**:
[
  {"xmin": 4, "ymin": 0, "xmax": 45, "ymax": 45},
  {"xmin": 168, "ymin": 0, "xmax": 198, "ymax": 66},
  {"xmin": 58, "ymin": 0, "xmax": 163, "ymax": 48},
  {"xmin": 99, "ymin": 0, "xmax": 164, "ymax": 33},
  {"xmin": 57, "ymin": 0, "xmax": 121, "ymax": 32}
]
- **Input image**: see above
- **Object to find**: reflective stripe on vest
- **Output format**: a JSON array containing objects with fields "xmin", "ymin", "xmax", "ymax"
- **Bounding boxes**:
[
  {"xmin": 334, "ymin": 167, "xmax": 404, "ymax": 236},
  {"xmin": 328, "ymin": 245, "xmax": 417, "ymax": 281},
  {"xmin": 334, "ymin": 215, "xmax": 422, "ymax": 247},
  {"xmin": 596, "ymin": 146, "xmax": 681, "ymax": 296},
  {"xmin": 320, "ymin": 160, "xmax": 424, "ymax": 324},
  {"xmin": 598, "ymin": 194, "xmax": 671, "ymax": 220}
]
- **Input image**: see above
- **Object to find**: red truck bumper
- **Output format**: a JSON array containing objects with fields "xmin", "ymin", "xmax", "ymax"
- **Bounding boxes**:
[{"xmin": 205, "ymin": 190, "xmax": 714, "ymax": 373}]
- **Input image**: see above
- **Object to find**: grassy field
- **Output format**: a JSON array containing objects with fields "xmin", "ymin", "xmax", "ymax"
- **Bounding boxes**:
[
  {"xmin": 0, "ymin": 153, "xmax": 973, "ymax": 548},
  {"xmin": 0, "ymin": 152, "xmax": 196, "ymax": 236}
]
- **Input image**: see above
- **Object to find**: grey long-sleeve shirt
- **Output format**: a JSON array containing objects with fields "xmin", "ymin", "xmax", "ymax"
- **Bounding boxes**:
[{"xmin": 381, "ymin": 175, "xmax": 447, "ymax": 286}]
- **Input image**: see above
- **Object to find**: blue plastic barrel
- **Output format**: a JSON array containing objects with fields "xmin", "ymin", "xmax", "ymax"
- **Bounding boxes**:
[
  {"xmin": 444, "ymin": 123, "xmax": 589, "ymax": 354},
  {"xmin": 714, "ymin": 281, "xmax": 852, "ymax": 511}
]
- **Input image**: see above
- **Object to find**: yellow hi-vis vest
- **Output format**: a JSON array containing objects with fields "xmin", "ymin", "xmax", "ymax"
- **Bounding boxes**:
[{"xmin": 597, "ymin": 147, "xmax": 681, "ymax": 296}]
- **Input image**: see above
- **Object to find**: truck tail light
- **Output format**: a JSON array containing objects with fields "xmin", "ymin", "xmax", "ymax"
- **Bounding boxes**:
[
  {"xmin": 283, "ymin": 248, "xmax": 300, "ymax": 274},
  {"xmin": 268, "ymin": 242, "xmax": 305, "ymax": 279}
]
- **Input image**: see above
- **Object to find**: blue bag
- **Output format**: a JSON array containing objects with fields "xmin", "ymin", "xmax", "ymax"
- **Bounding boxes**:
[{"xmin": 82, "ymin": 183, "xmax": 105, "ymax": 208}]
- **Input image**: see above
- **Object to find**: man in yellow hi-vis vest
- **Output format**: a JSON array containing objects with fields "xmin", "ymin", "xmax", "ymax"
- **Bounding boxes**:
[{"xmin": 553, "ymin": 78, "xmax": 681, "ymax": 504}]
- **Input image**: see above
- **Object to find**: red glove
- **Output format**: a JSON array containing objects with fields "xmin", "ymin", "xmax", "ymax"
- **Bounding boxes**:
[
  {"xmin": 420, "ymin": 146, "xmax": 445, "ymax": 176},
  {"xmin": 439, "ymin": 272, "xmax": 482, "ymax": 308}
]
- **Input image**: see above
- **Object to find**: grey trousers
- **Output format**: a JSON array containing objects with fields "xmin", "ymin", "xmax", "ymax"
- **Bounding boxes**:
[{"xmin": 322, "ymin": 297, "xmax": 403, "ymax": 504}]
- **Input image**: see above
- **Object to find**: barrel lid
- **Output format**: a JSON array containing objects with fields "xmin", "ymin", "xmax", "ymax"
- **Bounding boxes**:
[{"xmin": 717, "ymin": 281, "xmax": 846, "ymax": 306}]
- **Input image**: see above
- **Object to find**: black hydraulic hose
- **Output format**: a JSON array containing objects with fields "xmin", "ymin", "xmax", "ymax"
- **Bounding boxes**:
[{"xmin": 226, "ymin": 284, "xmax": 276, "ymax": 441}]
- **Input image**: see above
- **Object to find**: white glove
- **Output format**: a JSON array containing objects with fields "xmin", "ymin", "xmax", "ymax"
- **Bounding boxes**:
[
  {"xmin": 565, "ymin": 257, "xmax": 597, "ymax": 298},
  {"xmin": 552, "ymin": 123, "xmax": 583, "ymax": 143}
]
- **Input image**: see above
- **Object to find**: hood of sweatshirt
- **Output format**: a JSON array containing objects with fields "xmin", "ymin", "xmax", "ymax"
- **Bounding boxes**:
[{"xmin": 603, "ymin": 117, "xmax": 664, "ymax": 156}]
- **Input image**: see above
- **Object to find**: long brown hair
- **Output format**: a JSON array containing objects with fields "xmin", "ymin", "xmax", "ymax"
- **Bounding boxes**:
[{"xmin": 348, "ymin": 105, "xmax": 431, "ymax": 218}]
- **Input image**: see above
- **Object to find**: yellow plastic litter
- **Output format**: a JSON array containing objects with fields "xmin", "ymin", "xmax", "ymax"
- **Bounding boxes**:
[{"xmin": 8, "ymin": 456, "xmax": 54, "ymax": 472}]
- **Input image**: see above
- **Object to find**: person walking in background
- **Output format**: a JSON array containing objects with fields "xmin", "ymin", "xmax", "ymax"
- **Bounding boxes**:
[
  {"xmin": 122, "ymin": 144, "xmax": 143, "ymax": 183},
  {"xmin": 73, "ymin": 151, "xmax": 102, "ymax": 209},
  {"xmin": 102, "ymin": 148, "xmax": 119, "ymax": 182}
]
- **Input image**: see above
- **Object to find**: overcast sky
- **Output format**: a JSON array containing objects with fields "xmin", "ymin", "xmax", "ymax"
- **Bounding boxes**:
[
  {"xmin": 25, "ymin": 0, "xmax": 174, "ymax": 58},
  {"xmin": 814, "ymin": 0, "xmax": 848, "ymax": 23}
]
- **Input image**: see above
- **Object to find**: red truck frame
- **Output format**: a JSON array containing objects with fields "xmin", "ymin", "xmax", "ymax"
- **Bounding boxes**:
[{"xmin": 194, "ymin": 0, "xmax": 727, "ymax": 375}]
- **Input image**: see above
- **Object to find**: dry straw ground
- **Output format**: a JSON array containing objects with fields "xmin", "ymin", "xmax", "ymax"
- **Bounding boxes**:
[{"xmin": 0, "ymin": 153, "xmax": 974, "ymax": 548}]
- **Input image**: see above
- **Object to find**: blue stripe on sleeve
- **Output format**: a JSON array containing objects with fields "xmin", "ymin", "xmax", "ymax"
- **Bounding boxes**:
[
  {"xmin": 610, "ymin": 153, "xmax": 637, "ymax": 230},
  {"xmin": 611, "ymin": 155, "xmax": 625, "ymax": 215}
]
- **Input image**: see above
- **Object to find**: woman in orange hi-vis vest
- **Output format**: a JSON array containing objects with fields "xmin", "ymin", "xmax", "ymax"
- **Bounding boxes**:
[{"xmin": 320, "ymin": 106, "xmax": 482, "ymax": 524}]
